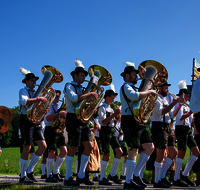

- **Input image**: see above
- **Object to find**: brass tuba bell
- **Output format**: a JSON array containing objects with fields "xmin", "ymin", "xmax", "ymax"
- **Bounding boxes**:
[
  {"xmin": 133, "ymin": 60, "xmax": 168, "ymax": 125},
  {"xmin": 76, "ymin": 65, "xmax": 112, "ymax": 123},
  {"xmin": 0, "ymin": 106, "xmax": 13, "ymax": 133},
  {"xmin": 27, "ymin": 65, "xmax": 63, "ymax": 124}
]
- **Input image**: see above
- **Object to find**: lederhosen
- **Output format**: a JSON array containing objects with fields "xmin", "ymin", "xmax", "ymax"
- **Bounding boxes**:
[
  {"xmin": 19, "ymin": 89, "xmax": 44, "ymax": 147},
  {"xmin": 99, "ymin": 105, "xmax": 120, "ymax": 156},
  {"xmin": 175, "ymin": 107, "xmax": 197, "ymax": 151},
  {"xmin": 65, "ymin": 83, "xmax": 91, "ymax": 147},
  {"xmin": 121, "ymin": 84, "xmax": 152, "ymax": 150}
]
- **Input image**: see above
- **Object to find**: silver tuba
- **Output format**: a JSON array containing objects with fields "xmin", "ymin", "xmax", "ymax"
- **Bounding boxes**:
[
  {"xmin": 76, "ymin": 65, "xmax": 112, "ymax": 123},
  {"xmin": 27, "ymin": 65, "xmax": 63, "ymax": 124},
  {"xmin": 133, "ymin": 60, "xmax": 168, "ymax": 126}
]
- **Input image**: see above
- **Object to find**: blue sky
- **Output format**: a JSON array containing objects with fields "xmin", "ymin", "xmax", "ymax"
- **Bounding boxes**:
[{"xmin": 0, "ymin": 0, "xmax": 200, "ymax": 108}]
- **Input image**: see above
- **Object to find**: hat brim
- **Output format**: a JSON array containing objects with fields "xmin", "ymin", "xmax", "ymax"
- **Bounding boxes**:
[
  {"xmin": 104, "ymin": 92, "xmax": 118, "ymax": 99},
  {"xmin": 22, "ymin": 76, "xmax": 39, "ymax": 84},
  {"xmin": 70, "ymin": 70, "xmax": 88, "ymax": 77},
  {"xmin": 120, "ymin": 70, "xmax": 139, "ymax": 77}
]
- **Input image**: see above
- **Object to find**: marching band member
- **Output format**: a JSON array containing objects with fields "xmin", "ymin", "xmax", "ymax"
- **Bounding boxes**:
[
  {"xmin": 63, "ymin": 60, "xmax": 97, "ymax": 186},
  {"xmin": 120, "ymin": 62, "xmax": 156, "ymax": 189},
  {"xmin": 44, "ymin": 90, "xmax": 67, "ymax": 183},
  {"xmin": 173, "ymin": 80, "xmax": 199, "ymax": 187},
  {"xmin": 19, "ymin": 67, "xmax": 47, "ymax": 183},
  {"xmin": 151, "ymin": 81, "xmax": 178, "ymax": 188},
  {"xmin": 98, "ymin": 84, "xmax": 122, "ymax": 185}
]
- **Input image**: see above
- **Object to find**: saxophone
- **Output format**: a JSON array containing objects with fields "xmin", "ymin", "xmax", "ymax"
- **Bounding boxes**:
[{"xmin": 52, "ymin": 98, "xmax": 67, "ymax": 134}]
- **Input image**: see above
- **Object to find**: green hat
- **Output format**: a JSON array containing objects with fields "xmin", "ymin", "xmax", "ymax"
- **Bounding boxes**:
[
  {"xmin": 176, "ymin": 89, "xmax": 191, "ymax": 96},
  {"xmin": 70, "ymin": 67, "xmax": 88, "ymax": 77},
  {"xmin": 158, "ymin": 81, "xmax": 171, "ymax": 87},
  {"xmin": 104, "ymin": 89, "xmax": 118, "ymax": 98},
  {"xmin": 120, "ymin": 66, "xmax": 139, "ymax": 77},
  {"xmin": 22, "ymin": 73, "xmax": 39, "ymax": 84}
]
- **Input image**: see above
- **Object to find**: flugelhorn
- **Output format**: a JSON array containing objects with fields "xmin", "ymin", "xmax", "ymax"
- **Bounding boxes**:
[{"xmin": 168, "ymin": 93, "xmax": 190, "ymax": 107}]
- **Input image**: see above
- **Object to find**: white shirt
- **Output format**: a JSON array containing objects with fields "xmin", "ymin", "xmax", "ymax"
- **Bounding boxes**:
[
  {"xmin": 175, "ymin": 104, "xmax": 193, "ymax": 126},
  {"xmin": 19, "ymin": 87, "xmax": 35, "ymax": 114},
  {"xmin": 151, "ymin": 94, "xmax": 174, "ymax": 123},
  {"xmin": 40, "ymin": 120, "xmax": 46, "ymax": 134},
  {"xmin": 44, "ymin": 103, "xmax": 59, "ymax": 126},
  {"xmin": 64, "ymin": 81, "xmax": 83, "ymax": 113},
  {"xmin": 190, "ymin": 78, "xmax": 200, "ymax": 113},
  {"xmin": 114, "ymin": 121, "xmax": 124, "ymax": 141},
  {"xmin": 98, "ymin": 102, "xmax": 114, "ymax": 127},
  {"xmin": 120, "ymin": 82, "xmax": 139, "ymax": 116},
  {"xmin": 93, "ymin": 117, "xmax": 100, "ymax": 137}
]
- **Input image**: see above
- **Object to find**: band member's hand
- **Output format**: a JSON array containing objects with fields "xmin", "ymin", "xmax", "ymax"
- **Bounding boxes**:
[
  {"xmin": 91, "ymin": 92, "xmax": 98, "ymax": 100},
  {"xmin": 39, "ymin": 97, "xmax": 47, "ymax": 104},
  {"xmin": 94, "ymin": 124, "xmax": 100, "ymax": 131},
  {"xmin": 59, "ymin": 111, "xmax": 67, "ymax": 118},
  {"xmin": 172, "ymin": 96, "xmax": 179, "ymax": 104},
  {"xmin": 114, "ymin": 108, "xmax": 121, "ymax": 116},
  {"xmin": 149, "ymin": 90, "xmax": 157, "ymax": 95}
]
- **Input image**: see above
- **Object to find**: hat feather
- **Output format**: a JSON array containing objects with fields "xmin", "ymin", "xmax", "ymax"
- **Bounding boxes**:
[
  {"xmin": 110, "ymin": 83, "xmax": 116, "ymax": 92},
  {"xmin": 75, "ymin": 59, "xmax": 84, "ymax": 68},
  {"xmin": 123, "ymin": 62, "xmax": 135, "ymax": 67},
  {"xmin": 20, "ymin": 66, "xmax": 31, "ymax": 76},
  {"xmin": 178, "ymin": 80, "xmax": 187, "ymax": 90}
]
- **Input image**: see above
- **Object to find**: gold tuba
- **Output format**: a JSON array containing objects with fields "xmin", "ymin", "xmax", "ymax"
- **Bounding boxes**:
[
  {"xmin": 76, "ymin": 65, "xmax": 112, "ymax": 123},
  {"xmin": 0, "ymin": 106, "xmax": 13, "ymax": 133},
  {"xmin": 133, "ymin": 60, "xmax": 168, "ymax": 126},
  {"xmin": 52, "ymin": 97, "xmax": 67, "ymax": 134},
  {"xmin": 27, "ymin": 65, "xmax": 63, "ymax": 124}
]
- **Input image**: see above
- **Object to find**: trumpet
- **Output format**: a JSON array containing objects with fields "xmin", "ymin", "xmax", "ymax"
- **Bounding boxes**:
[{"xmin": 168, "ymin": 93, "xmax": 190, "ymax": 107}]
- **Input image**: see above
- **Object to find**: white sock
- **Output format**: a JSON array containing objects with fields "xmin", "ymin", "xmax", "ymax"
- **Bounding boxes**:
[
  {"xmin": 46, "ymin": 158, "xmax": 54, "ymax": 177},
  {"xmin": 28, "ymin": 159, "xmax": 32, "ymax": 166},
  {"xmin": 41, "ymin": 163, "xmax": 46, "ymax": 175},
  {"xmin": 26, "ymin": 153, "xmax": 41, "ymax": 174},
  {"xmin": 110, "ymin": 157, "xmax": 121, "ymax": 177},
  {"xmin": 182, "ymin": 155, "xmax": 198, "ymax": 176},
  {"xmin": 53, "ymin": 156, "xmax": 65, "ymax": 175},
  {"xmin": 74, "ymin": 160, "xmax": 78, "ymax": 174},
  {"xmin": 94, "ymin": 173, "xmax": 97, "ymax": 178},
  {"xmin": 140, "ymin": 164, "xmax": 145, "ymax": 179},
  {"xmin": 78, "ymin": 155, "xmax": 90, "ymax": 179},
  {"xmin": 122, "ymin": 162, "xmax": 126, "ymax": 176},
  {"xmin": 100, "ymin": 160, "xmax": 108, "ymax": 181},
  {"xmin": 174, "ymin": 158, "xmax": 183, "ymax": 181},
  {"xmin": 125, "ymin": 160, "xmax": 136, "ymax": 184},
  {"xmin": 154, "ymin": 161, "xmax": 162, "ymax": 183},
  {"xmin": 161, "ymin": 157, "xmax": 172, "ymax": 179},
  {"xmin": 134, "ymin": 153, "xmax": 149, "ymax": 177},
  {"xmin": 19, "ymin": 158, "xmax": 28, "ymax": 178},
  {"xmin": 65, "ymin": 156, "xmax": 74, "ymax": 180}
]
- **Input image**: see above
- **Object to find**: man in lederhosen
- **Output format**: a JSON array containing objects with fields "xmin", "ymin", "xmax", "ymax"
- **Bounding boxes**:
[{"xmin": 19, "ymin": 70, "xmax": 47, "ymax": 183}]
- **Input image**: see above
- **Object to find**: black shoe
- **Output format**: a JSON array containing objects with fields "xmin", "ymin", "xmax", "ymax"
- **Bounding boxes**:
[
  {"xmin": 133, "ymin": 174, "xmax": 147, "ymax": 187},
  {"xmin": 173, "ymin": 179, "xmax": 189, "ymax": 187},
  {"xmin": 153, "ymin": 180, "xmax": 170, "ymax": 188},
  {"xmin": 72, "ymin": 172, "xmax": 78, "ymax": 177},
  {"xmin": 27, "ymin": 172, "xmax": 37, "ymax": 182},
  {"xmin": 196, "ymin": 179, "xmax": 200, "ymax": 186},
  {"xmin": 52, "ymin": 173, "xmax": 63, "ymax": 182},
  {"xmin": 142, "ymin": 178, "xmax": 150, "ymax": 184},
  {"xmin": 120, "ymin": 175, "xmax": 126, "ymax": 180},
  {"xmin": 45, "ymin": 175, "xmax": 58, "ymax": 183},
  {"xmin": 64, "ymin": 176, "xmax": 79, "ymax": 186},
  {"xmin": 59, "ymin": 173, "xmax": 65, "ymax": 178},
  {"xmin": 19, "ymin": 173, "xmax": 21, "ymax": 177},
  {"xmin": 161, "ymin": 177, "xmax": 172, "ymax": 186},
  {"xmin": 41, "ymin": 174, "xmax": 47, "ymax": 179},
  {"xmin": 76, "ymin": 176, "xmax": 94, "ymax": 185},
  {"xmin": 93, "ymin": 176, "xmax": 100, "ymax": 181},
  {"xmin": 99, "ymin": 177, "xmax": 112, "ymax": 185},
  {"xmin": 107, "ymin": 174, "xmax": 122, "ymax": 184},
  {"xmin": 123, "ymin": 180, "xmax": 145, "ymax": 189},
  {"xmin": 19, "ymin": 176, "xmax": 34, "ymax": 183},
  {"xmin": 181, "ymin": 174, "xmax": 195, "ymax": 186}
]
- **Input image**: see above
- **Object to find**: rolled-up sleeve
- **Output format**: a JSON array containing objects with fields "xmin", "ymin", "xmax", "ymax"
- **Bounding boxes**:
[
  {"xmin": 124, "ymin": 84, "xmax": 139, "ymax": 102},
  {"xmin": 65, "ymin": 84, "xmax": 78, "ymax": 103},
  {"xmin": 19, "ymin": 88, "xmax": 29, "ymax": 106},
  {"xmin": 98, "ymin": 107, "xmax": 106, "ymax": 126}
]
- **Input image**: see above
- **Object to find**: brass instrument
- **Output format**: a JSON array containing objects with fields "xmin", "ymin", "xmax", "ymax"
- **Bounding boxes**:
[
  {"xmin": 27, "ymin": 65, "xmax": 63, "ymax": 124},
  {"xmin": 168, "ymin": 93, "xmax": 190, "ymax": 107},
  {"xmin": 52, "ymin": 98, "xmax": 67, "ymax": 134},
  {"xmin": 76, "ymin": 65, "xmax": 112, "ymax": 123},
  {"xmin": 133, "ymin": 60, "xmax": 168, "ymax": 126},
  {"xmin": 0, "ymin": 106, "xmax": 13, "ymax": 133}
]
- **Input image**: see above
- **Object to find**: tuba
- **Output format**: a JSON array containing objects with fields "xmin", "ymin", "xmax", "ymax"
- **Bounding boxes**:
[
  {"xmin": 76, "ymin": 65, "xmax": 112, "ymax": 123},
  {"xmin": 0, "ymin": 106, "xmax": 13, "ymax": 133},
  {"xmin": 133, "ymin": 60, "xmax": 168, "ymax": 126},
  {"xmin": 27, "ymin": 65, "xmax": 63, "ymax": 124}
]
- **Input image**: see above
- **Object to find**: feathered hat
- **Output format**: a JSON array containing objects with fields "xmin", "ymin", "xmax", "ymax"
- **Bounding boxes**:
[
  {"xmin": 176, "ymin": 80, "xmax": 191, "ymax": 96},
  {"xmin": 120, "ymin": 62, "xmax": 139, "ymax": 77},
  {"xmin": 70, "ymin": 59, "xmax": 88, "ymax": 77},
  {"xmin": 20, "ymin": 66, "xmax": 39, "ymax": 84},
  {"xmin": 104, "ymin": 83, "xmax": 118, "ymax": 98}
]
